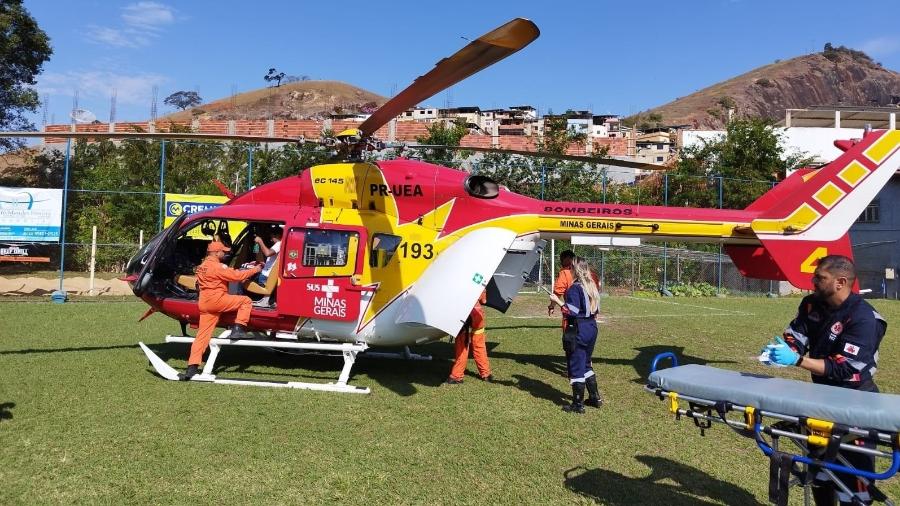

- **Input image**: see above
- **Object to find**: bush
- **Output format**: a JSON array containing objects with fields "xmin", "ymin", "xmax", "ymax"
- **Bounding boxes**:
[
  {"xmin": 667, "ymin": 281, "xmax": 725, "ymax": 297},
  {"xmin": 755, "ymin": 78, "xmax": 774, "ymax": 88}
]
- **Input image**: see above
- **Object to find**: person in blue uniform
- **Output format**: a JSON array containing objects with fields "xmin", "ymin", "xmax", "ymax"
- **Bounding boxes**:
[
  {"xmin": 766, "ymin": 255, "xmax": 887, "ymax": 505},
  {"xmin": 559, "ymin": 257, "xmax": 603, "ymax": 414}
]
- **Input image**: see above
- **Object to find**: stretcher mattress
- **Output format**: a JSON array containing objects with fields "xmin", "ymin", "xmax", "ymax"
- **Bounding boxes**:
[{"xmin": 648, "ymin": 365, "xmax": 900, "ymax": 433}]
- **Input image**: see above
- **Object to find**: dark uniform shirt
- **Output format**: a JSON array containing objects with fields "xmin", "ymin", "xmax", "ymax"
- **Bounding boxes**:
[{"xmin": 784, "ymin": 293, "xmax": 887, "ymax": 391}]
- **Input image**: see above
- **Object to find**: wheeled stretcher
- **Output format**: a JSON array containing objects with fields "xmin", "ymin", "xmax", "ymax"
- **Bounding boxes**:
[{"xmin": 645, "ymin": 353, "xmax": 900, "ymax": 505}]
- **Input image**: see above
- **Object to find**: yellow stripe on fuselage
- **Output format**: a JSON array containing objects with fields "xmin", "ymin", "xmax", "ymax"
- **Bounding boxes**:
[{"xmin": 751, "ymin": 203, "xmax": 820, "ymax": 234}]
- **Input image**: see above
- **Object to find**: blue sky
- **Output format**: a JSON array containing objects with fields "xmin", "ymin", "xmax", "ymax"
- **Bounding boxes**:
[{"xmin": 24, "ymin": 0, "xmax": 900, "ymax": 125}]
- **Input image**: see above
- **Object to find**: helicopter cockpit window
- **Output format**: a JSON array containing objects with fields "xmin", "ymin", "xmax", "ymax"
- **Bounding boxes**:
[
  {"xmin": 303, "ymin": 229, "xmax": 358, "ymax": 267},
  {"xmin": 370, "ymin": 233, "xmax": 402, "ymax": 268},
  {"xmin": 464, "ymin": 175, "xmax": 500, "ymax": 199}
]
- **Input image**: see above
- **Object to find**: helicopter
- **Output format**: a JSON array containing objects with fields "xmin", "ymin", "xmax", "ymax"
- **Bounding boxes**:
[{"xmin": 5, "ymin": 18, "xmax": 899, "ymax": 393}]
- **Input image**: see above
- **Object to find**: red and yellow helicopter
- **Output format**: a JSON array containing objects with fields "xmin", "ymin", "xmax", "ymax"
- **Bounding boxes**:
[{"xmin": 7, "ymin": 18, "xmax": 899, "ymax": 393}]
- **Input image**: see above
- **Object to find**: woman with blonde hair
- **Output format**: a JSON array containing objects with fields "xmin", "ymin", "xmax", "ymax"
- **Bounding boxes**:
[{"xmin": 559, "ymin": 257, "xmax": 602, "ymax": 413}]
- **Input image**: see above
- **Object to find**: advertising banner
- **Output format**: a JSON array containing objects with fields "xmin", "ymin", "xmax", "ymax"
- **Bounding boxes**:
[
  {"xmin": 163, "ymin": 193, "xmax": 229, "ymax": 228},
  {"xmin": 0, "ymin": 187, "xmax": 63, "ymax": 242},
  {"xmin": 0, "ymin": 242, "xmax": 51, "ymax": 263}
]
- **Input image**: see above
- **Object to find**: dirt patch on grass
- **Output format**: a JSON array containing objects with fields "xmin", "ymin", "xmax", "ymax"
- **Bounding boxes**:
[{"xmin": 0, "ymin": 276, "xmax": 131, "ymax": 296}]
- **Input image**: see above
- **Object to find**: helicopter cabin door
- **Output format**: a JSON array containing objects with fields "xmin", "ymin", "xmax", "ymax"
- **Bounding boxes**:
[{"xmin": 278, "ymin": 225, "xmax": 367, "ymax": 321}]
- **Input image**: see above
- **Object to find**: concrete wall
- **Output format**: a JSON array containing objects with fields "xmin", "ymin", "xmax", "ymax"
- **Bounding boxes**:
[{"xmin": 850, "ymin": 176, "xmax": 900, "ymax": 298}]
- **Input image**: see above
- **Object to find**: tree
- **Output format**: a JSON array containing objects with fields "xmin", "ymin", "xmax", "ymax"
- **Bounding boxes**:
[
  {"xmin": 163, "ymin": 91, "xmax": 202, "ymax": 111},
  {"xmin": 670, "ymin": 117, "xmax": 813, "ymax": 209},
  {"xmin": 0, "ymin": 0, "xmax": 52, "ymax": 152},
  {"xmin": 264, "ymin": 68, "xmax": 286, "ymax": 87},
  {"xmin": 415, "ymin": 118, "xmax": 470, "ymax": 167}
]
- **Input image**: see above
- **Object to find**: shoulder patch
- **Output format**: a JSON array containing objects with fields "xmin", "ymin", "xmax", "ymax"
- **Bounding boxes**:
[
  {"xmin": 843, "ymin": 342, "xmax": 860, "ymax": 356},
  {"xmin": 831, "ymin": 321, "xmax": 843, "ymax": 335}
]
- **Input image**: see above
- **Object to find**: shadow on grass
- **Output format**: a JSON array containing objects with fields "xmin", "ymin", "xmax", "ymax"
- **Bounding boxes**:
[
  {"xmin": 488, "ymin": 324, "xmax": 560, "ymax": 331},
  {"xmin": 0, "ymin": 402, "xmax": 14, "ymax": 422},
  {"xmin": 140, "ymin": 339, "xmax": 734, "ymax": 398},
  {"xmin": 598, "ymin": 345, "xmax": 737, "ymax": 384},
  {"xmin": 0, "ymin": 344, "xmax": 137, "ymax": 355},
  {"xmin": 142, "ymin": 341, "xmax": 459, "ymax": 397},
  {"xmin": 564, "ymin": 455, "xmax": 763, "ymax": 505},
  {"xmin": 494, "ymin": 374, "xmax": 568, "ymax": 406}
]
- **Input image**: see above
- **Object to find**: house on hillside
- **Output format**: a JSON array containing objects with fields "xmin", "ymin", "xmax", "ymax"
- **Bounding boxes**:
[{"xmin": 396, "ymin": 107, "xmax": 438, "ymax": 122}]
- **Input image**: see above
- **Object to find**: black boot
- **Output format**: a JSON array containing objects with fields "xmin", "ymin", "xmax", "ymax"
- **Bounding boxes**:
[
  {"xmin": 178, "ymin": 364, "xmax": 200, "ymax": 381},
  {"xmin": 562, "ymin": 382, "xmax": 585, "ymax": 414},
  {"xmin": 229, "ymin": 324, "xmax": 249, "ymax": 340},
  {"xmin": 584, "ymin": 375, "xmax": 603, "ymax": 408}
]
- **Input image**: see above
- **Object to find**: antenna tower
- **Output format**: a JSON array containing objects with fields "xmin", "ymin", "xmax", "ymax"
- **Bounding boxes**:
[
  {"xmin": 71, "ymin": 90, "xmax": 79, "ymax": 124},
  {"xmin": 151, "ymin": 85, "xmax": 158, "ymax": 121},
  {"xmin": 109, "ymin": 89, "xmax": 117, "ymax": 123},
  {"xmin": 41, "ymin": 94, "xmax": 48, "ymax": 127}
]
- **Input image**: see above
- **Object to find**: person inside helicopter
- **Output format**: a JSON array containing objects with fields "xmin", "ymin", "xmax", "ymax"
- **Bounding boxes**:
[{"xmin": 244, "ymin": 224, "xmax": 282, "ymax": 308}]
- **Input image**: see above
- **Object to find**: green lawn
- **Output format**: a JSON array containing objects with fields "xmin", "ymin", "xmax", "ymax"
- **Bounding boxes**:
[{"xmin": 1, "ymin": 294, "xmax": 898, "ymax": 505}]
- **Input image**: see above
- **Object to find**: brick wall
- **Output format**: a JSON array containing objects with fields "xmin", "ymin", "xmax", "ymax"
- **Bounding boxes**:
[{"xmin": 42, "ymin": 120, "xmax": 631, "ymax": 159}]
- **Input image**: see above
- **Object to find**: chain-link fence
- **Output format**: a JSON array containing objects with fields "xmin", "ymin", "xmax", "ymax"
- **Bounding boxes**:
[
  {"xmin": 1, "ymin": 141, "xmax": 784, "ymax": 297},
  {"xmin": 524, "ymin": 241, "xmax": 776, "ymax": 297}
]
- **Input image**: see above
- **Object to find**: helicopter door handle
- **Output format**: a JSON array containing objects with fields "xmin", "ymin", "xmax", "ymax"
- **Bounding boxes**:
[{"xmin": 614, "ymin": 222, "xmax": 660, "ymax": 231}]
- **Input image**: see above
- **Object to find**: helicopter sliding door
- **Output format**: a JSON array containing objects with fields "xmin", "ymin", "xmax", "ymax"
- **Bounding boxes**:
[{"xmin": 278, "ymin": 225, "xmax": 367, "ymax": 321}]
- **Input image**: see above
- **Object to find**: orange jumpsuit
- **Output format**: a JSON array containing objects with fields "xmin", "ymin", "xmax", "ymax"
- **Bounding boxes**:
[
  {"xmin": 449, "ymin": 291, "xmax": 491, "ymax": 381},
  {"xmin": 187, "ymin": 256, "xmax": 261, "ymax": 366}
]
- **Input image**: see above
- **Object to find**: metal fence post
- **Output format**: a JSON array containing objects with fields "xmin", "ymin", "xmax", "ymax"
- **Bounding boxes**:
[
  {"xmin": 717, "ymin": 176, "xmax": 723, "ymax": 295},
  {"xmin": 55, "ymin": 138, "xmax": 72, "ymax": 299},
  {"xmin": 663, "ymin": 174, "xmax": 669, "ymax": 293},
  {"xmin": 540, "ymin": 163, "xmax": 546, "ymax": 200},
  {"xmin": 247, "ymin": 147, "xmax": 254, "ymax": 190},
  {"xmin": 602, "ymin": 172, "xmax": 607, "ymax": 203},
  {"xmin": 158, "ymin": 140, "xmax": 166, "ymax": 232}
]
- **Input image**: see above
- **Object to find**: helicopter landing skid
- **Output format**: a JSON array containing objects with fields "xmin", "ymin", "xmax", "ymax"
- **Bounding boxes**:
[{"xmin": 138, "ymin": 334, "xmax": 371, "ymax": 394}]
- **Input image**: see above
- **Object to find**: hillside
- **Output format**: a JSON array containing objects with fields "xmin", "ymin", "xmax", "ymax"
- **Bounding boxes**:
[
  {"xmin": 162, "ymin": 80, "xmax": 388, "ymax": 121},
  {"xmin": 628, "ymin": 47, "xmax": 900, "ymax": 129}
]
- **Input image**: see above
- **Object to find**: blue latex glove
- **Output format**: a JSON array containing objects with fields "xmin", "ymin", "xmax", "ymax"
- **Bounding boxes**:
[{"xmin": 769, "ymin": 336, "xmax": 800, "ymax": 366}]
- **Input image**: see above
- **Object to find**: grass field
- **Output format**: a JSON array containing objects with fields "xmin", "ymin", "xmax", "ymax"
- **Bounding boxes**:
[{"xmin": 1, "ymin": 294, "xmax": 899, "ymax": 505}]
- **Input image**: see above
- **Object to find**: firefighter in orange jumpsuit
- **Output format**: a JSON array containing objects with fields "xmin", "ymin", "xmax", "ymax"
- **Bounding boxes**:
[
  {"xmin": 179, "ymin": 241, "xmax": 262, "ymax": 380},
  {"xmin": 447, "ymin": 290, "xmax": 492, "ymax": 384}
]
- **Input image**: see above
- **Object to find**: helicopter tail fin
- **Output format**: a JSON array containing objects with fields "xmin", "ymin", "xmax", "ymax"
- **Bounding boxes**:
[
  {"xmin": 725, "ymin": 234, "xmax": 854, "ymax": 291},
  {"xmin": 725, "ymin": 129, "xmax": 900, "ymax": 290}
]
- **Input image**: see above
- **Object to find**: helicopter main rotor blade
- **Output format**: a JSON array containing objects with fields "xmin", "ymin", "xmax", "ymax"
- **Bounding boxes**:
[
  {"xmin": 0, "ymin": 131, "xmax": 308, "ymax": 144},
  {"xmin": 358, "ymin": 18, "xmax": 539, "ymax": 138},
  {"xmin": 411, "ymin": 144, "xmax": 671, "ymax": 171}
]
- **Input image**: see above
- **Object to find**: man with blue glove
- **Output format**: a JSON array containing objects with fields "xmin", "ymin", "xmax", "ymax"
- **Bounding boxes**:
[{"xmin": 766, "ymin": 255, "xmax": 887, "ymax": 505}]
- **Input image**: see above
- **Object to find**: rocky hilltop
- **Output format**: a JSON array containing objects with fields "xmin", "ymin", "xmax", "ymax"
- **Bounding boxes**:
[
  {"xmin": 163, "ymin": 80, "xmax": 387, "ymax": 121},
  {"xmin": 628, "ymin": 47, "xmax": 900, "ymax": 129}
]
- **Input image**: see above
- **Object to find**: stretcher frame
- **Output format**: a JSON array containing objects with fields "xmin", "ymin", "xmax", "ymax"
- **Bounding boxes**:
[{"xmin": 645, "ymin": 353, "xmax": 899, "ymax": 506}]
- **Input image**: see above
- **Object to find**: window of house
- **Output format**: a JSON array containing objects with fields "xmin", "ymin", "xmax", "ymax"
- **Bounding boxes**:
[
  {"xmin": 370, "ymin": 233, "xmax": 402, "ymax": 268},
  {"xmin": 656, "ymin": 156, "xmax": 664, "ymax": 162},
  {"xmin": 858, "ymin": 200, "xmax": 880, "ymax": 224}
]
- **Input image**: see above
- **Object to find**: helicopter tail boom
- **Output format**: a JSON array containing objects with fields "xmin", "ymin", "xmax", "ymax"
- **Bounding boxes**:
[{"xmin": 726, "ymin": 129, "xmax": 900, "ymax": 290}]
